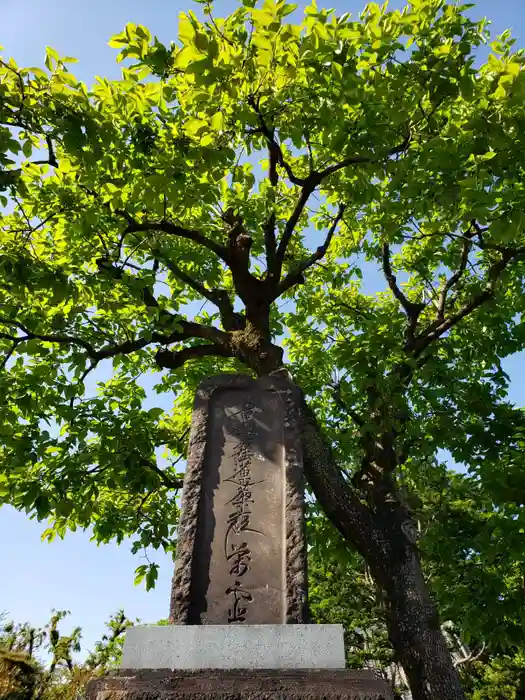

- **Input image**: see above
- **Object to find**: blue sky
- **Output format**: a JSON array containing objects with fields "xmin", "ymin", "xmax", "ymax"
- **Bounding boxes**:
[{"xmin": 0, "ymin": 0, "xmax": 524, "ymax": 660}]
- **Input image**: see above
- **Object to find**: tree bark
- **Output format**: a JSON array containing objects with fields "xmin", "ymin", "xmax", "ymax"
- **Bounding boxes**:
[{"xmin": 298, "ymin": 396, "xmax": 465, "ymax": 700}]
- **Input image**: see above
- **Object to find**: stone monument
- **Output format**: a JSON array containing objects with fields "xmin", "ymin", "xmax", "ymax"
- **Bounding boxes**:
[{"xmin": 86, "ymin": 375, "xmax": 393, "ymax": 700}]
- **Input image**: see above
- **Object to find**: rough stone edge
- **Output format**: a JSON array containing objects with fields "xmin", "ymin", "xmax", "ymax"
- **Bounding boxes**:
[
  {"xmin": 168, "ymin": 374, "xmax": 308, "ymax": 625},
  {"xmin": 86, "ymin": 670, "xmax": 394, "ymax": 700},
  {"xmin": 257, "ymin": 376, "xmax": 308, "ymax": 624},
  {"xmin": 168, "ymin": 376, "xmax": 210, "ymax": 624}
]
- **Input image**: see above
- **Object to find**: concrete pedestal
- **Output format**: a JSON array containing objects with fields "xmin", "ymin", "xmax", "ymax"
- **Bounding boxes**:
[
  {"xmin": 86, "ymin": 626, "xmax": 394, "ymax": 700},
  {"xmin": 121, "ymin": 625, "xmax": 345, "ymax": 670},
  {"xmin": 86, "ymin": 669, "xmax": 394, "ymax": 700}
]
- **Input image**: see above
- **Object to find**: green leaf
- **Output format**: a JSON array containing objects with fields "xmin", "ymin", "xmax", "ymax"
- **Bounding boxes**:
[
  {"xmin": 108, "ymin": 32, "xmax": 129, "ymax": 48},
  {"xmin": 145, "ymin": 563, "xmax": 159, "ymax": 591},
  {"xmin": 41, "ymin": 527, "xmax": 57, "ymax": 543},
  {"xmin": 28, "ymin": 66, "xmax": 48, "ymax": 79},
  {"xmin": 210, "ymin": 111, "xmax": 224, "ymax": 131},
  {"xmin": 134, "ymin": 565, "xmax": 148, "ymax": 586}
]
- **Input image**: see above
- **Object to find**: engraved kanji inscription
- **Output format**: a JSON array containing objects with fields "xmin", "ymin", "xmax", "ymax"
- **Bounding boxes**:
[{"xmin": 170, "ymin": 376, "xmax": 308, "ymax": 625}]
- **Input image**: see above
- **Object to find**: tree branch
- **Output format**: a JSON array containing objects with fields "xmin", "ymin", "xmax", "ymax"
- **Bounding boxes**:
[
  {"xmin": 268, "ymin": 142, "xmax": 279, "ymax": 187},
  {"xmin": 273, "ymin": 176, "xmax": 320, "ymax": 283},
  {"xmin": 161, "ymin": 256, "xmax": 222, "ymax": 303},
  {"xmin": 246, "ymin": 96, "xmax": 410, "ymax": 289},
  {"xmin": 382, "ymin": 242, "xmax": 413, "ymax": 311},
  {"xmin": 31, "ymin": 134, "xmax": 58, "ymax": 168},
  {"xmin": 0, "ymin": 316, "xmax": 229, "ymax": 363},
  {"xmin": 125, "ymin": 220, "xmax": 230, "ymax": 264},
  {"xmin": 139, "ymin": 453, "xmax": 183, "ymax": 491},
  {"xmin": 332, "ymin": 380, "xmax": 364, "ymax": 427},
  {"xmin": 80, "ymin": 186, "xmax": 231, "ymax": 265},
  {"xmin": 414, "ymin": 247, "xmax": 525, "ymax": 358},
  {"xmin": 454, "ymin": 643, "xmax": 486, "ymax": 667},
  {"xmin": 0, "ymin": 318, "xmax": 103, "ymax": 357},
  {"xmin": 247, "ymin": 95, "xmax": 306, "ymax": 186},
  {"xmin": 155, "ymin": 343, "xmax": 233, "ymax": 369},
  {"xmin": 155, "ymin": 251, "xmax": 242, "ymax": 331},
  {"xmin": 68, "ymin": 360, "xmax": 100, "ymax": 410},
  {"xmin": 436, "ymin": 238, "xmax": 472, "ymax": 321},
  {"xmin": 315, "ymin": 134, "xmax": 411, "ymax": 180},
  {"xmin": 0, "ymin": 337, "xmax": 22, "ymax": 371},
  {"xmin": 382, "ymin": 243, "xmax": 425, "ymax": 348},
  {"xmin": 276, "ymin": 204, "xmax": 346, "ymax": 297},
  {"xmin": 263, "ymin": 211, "xmax": 277, "ymax": 275},
  {"xmin": 272, "ymin": 139, "xmax": 411, "ymax": 286}
]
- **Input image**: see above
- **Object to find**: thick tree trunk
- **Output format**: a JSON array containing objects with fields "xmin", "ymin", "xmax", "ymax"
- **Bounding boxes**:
[
  {"xmin": 378, "ymin": 538, "xmax": 465, "ymax": 700},
  {"xmin": 298, "ymin": 396, "xmax": 465, "ymax": 700}
]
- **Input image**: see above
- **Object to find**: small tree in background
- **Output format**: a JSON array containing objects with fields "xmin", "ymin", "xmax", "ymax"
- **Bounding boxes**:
[{"xmin": 0, "ymin": 610, "xmax": 132, "ymax": 700}]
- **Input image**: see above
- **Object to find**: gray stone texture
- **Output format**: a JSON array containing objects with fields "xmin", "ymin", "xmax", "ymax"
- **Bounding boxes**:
[
  {"xmin": 86, "ymin": 669, "xmax": 394, "ymax": 700},
  {"xmin": 170, "ymin": 375, "xmax": 307, "ymax": 625},
  {"xmin": 120, "ymin": 624, "xmax": 345, "ymax": 671}
]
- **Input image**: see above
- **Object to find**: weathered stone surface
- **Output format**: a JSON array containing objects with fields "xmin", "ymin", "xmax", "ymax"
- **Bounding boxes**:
[
  {"xmin": 170, "ymin": 375, "xmax": 307, "ymax": 625},
  {"xmin": 120, "ymin": 624, "xmax": 345, "ymax": 670},
  {"xmin": 86, "ymin": 669, "xmax": 395, "ymax": 700}
]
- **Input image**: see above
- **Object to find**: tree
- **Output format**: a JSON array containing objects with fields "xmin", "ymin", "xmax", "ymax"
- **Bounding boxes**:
[
  {"xmin": 458, "ymin": 651, "xmax": 525, "ymax": 700},
  {"xmin": 1, "ymin": 0, "xmax": 525, "ymax": 697},
  {"xmin": 308, "ymin": 463, "xmax": 525, "ymax": 698},
  {"xmin": 0, "ymin": 610, "xmax": 132, "ymax": 700}
]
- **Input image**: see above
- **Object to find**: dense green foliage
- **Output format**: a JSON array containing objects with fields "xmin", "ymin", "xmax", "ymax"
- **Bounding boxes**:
[
  {"xmin": 1, "ymin": 0, "xmax": 525, "ymax": 696},
  {"xmin": 459, "ymin": 652, "xmax": 525, "ymax": 700}
]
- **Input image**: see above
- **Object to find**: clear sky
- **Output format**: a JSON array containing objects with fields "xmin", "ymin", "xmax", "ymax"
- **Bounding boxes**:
[{"xmin": 0, "ymin": 0, "xmax": 524, "ymax": 660}]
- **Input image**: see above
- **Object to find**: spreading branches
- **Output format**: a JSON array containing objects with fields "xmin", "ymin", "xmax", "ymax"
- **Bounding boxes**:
[
  {"xmin": 272, "ymin": 141, "xmax": 409, "ymax": 288},
  {"xmin": 247, "ymin": 94, "xmax": 412, "ymax": 295},
  {"xmin": 0, "ymin": 316, "xmax": 229, "ymax": 364},
  {"xmin": 414, "ymin": 247, "xmax": 525, "ymax": 359},
  {"xmin": 276, "ymin": 204, "xmax": 346, "ymax": 297},
  {"xmin": 382, "ymin": 242, "xmax": 424, "ymax": 349},
  {"xmin": 81, "ymin": 187, "xmax": 230, "ymax": 265},
  {"xmin": 273, "ymin": 175, "xmax": 321, "ymax": 282},
  {"xmin": 247, "ymin": 94, "xmax": 306, "ymax": 187},
  {"xmin": 155, "ymin": 251, "xmax": 242, "ymax": 331}
]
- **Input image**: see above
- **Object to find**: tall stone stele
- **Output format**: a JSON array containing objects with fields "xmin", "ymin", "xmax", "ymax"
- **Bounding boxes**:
[{"xmin": 87, "ymin": 374, "xmax": 393, "ymax": 700}]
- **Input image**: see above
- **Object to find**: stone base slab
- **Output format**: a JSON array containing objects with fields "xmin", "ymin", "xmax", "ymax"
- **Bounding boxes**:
[
  {"xmin": 121, "ymin": 625, "xmax": 345, "ymax": 670},
  {"xmin": 86, "ymin": 669, "xmax": 394, "ymax": 700}
]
